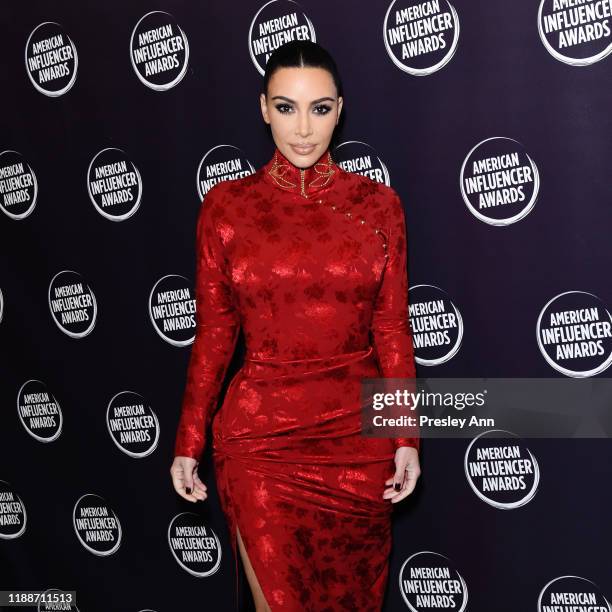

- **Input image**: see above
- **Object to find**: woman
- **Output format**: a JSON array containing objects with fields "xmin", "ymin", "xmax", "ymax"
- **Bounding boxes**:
[{"xmin": 170, "ymin": 40, "xmax": 421, "ymax": 612}]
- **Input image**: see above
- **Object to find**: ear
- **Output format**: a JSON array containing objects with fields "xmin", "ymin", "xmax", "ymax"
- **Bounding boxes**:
[
  {"xmin": 336, "ymin": 96, "xmax": 343, "ymax": 124},
  {"xmin": 260, "ymin": 93, "xmax": 270, "ymax": 124}
]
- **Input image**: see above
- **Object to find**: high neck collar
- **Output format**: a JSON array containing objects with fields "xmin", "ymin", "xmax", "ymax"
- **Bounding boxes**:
[{"xmin": 262, "ymin": 146, "xmax": 337, "ymax": 199}]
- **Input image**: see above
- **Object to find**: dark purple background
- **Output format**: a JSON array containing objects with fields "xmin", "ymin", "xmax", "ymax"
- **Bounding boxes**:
[{"xmin": 1, "ymin": 1, "xmax": 611, "ymax": 610}]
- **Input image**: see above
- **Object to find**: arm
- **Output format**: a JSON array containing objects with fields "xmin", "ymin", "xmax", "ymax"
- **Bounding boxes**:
[
  {"xmin": 370, "ymin": 189, "xmax": 420, "ymax": 453},
  {"xmin": 174, "ymin": 185, "xmax": 240, "ymax": 461}
]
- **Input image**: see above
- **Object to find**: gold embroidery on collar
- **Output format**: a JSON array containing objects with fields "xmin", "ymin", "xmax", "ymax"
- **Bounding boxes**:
[{"xmin": 267, "ymin": 150, "xmax": 335, "ymax": 197}]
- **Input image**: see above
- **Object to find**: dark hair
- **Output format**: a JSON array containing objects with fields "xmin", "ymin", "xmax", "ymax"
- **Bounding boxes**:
[{"xmin": 262, "ymin": 40, "xmax": 343, "ymax": 99}]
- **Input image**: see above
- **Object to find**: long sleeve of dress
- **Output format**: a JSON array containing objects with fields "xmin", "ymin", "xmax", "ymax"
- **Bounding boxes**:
[
  {"xmin": 370, "ymin": 190, "xmax": 420, "ymax": 453},
  {"xmin": 174, "ymin": 185, "xmax": 240, "ymax": 461}
]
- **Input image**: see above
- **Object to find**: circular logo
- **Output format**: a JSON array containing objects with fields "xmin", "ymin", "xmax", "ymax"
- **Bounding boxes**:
[
  {"xmin": 332, "ymin": 141, "xmax": 391, "ymax": 185},
  {"xmin": 460, "ymin": 137, "xmax": 539, "ymax": 226},
  {"xmin": 149, "ymin": 275, "xmax": 196, "ymax": 346},
  {"xmin": 409, "ymin": 284, "xmax": 463, "ymax": 366},
  {"xmin": 537, "ymin": 291, "xmax": 612, "ymax": 377},
  {"xmin": 168, "ymin": 513, "xmax": 222, "ymax": 577},
  {"xmin": 106, "ymin": 391, "xmax": 160, "ymax": 458},
  {"xmin": 465, "ymin": 430, "xmax": 540, "ymax": 509},
  {"xmin": 130, "ymin": 11, "xmax": 189, "ymax": 90},
  {"xmin": 48, "ymin": 270, "xmax": 97, "ymax": 338},
  {"xmin": 383, "ymin": 0, "xmax": 460, "ymax": 75},
  {"xmin": 87, "ymin": 148, "xmax": 142, "ymax": 221},
  {"xmin": 72, "ymin": 494, "xmax": 122, "ymax": 556},
  {"xmin": 249, "ymin": 0, "xmax": 316, "ymax": 75},
  {"xmin": 0, "ymin": 150, "xmax": 38, "ymax": 219},
  {"xmin": 196, "ymin": 145, "xmax": 255, "ymax": 200},
  {"xmin": 0, "ymin": 481, "xmax": 27, "ymax": 539},
  {"xmin": 17, "ymin": 379, "xmax": 63, "ymax": 443},
  {"xmin": 538, "ymin": 575, "xmax": 611, "ymax": 611},
  {"xmin": 37, "ymin": 588, "xmax": 80, "ymax": 612},
  {"xmin": 399, "ymin": 551, "xmax": 468, "ymax": 611},
  {"xmin": 538, "ymin": 0, "xmax": 612, "ymax": 66},
  {"xmin": 25, "ymin": 22, "xmax": 78, "ymax": 96}
]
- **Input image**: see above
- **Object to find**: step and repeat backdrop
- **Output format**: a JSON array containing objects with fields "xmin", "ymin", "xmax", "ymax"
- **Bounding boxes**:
[{"xmin": 1, "ymin": 0, "xmax": 611, "ymax": 610}]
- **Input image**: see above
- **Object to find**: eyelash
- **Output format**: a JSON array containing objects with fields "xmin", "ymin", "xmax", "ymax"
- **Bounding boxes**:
[{"xmin": 274, "ymin": 103, "xmax": 332, "ymax": 115}]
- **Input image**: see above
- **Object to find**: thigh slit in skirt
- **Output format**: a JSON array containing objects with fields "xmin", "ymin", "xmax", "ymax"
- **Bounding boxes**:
[{"xmin": 212, "ymin": 346, "xmax": 397, "ymax": 612}]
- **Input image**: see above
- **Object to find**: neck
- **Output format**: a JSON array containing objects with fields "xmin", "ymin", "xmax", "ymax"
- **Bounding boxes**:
[{"xmin": 262, "ymin": 145, "xmax": 337, "ymax": 199}]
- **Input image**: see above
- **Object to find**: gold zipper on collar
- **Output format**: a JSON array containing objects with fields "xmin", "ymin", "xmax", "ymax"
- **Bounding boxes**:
[{"xmin": 300, "ymin": 168, "xmax": 307, "ymax": 198}]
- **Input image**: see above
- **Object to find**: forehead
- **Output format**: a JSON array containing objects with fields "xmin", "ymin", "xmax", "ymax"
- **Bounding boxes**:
[{"xmin": 268, "ymin": 66, "xmax": 336, "ymax": 97}]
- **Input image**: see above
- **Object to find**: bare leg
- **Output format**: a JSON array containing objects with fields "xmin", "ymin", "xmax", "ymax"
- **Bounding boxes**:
[{"xmin": 236, "ymin": 525, "xmax": 271, "ymax": 612}]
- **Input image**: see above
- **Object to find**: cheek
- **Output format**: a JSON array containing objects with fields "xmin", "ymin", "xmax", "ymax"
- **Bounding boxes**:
[
  {"xmin": 269, "ymin": 115, "xmax": 292, "ymax": 135},
  {"xmin": 316, "ymin": 114, "xmax": 337, "ymax": 134}
]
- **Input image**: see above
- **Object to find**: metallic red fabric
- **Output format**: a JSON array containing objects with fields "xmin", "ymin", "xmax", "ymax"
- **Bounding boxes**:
[{"xmin": 174, "ymin": 146, "xmax": 420, "ymax": 610}]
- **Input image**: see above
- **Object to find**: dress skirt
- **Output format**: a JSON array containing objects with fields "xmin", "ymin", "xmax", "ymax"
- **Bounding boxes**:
[{"xmin": 212, "ymin": 346, "xmax": 397, "ymax": 612}]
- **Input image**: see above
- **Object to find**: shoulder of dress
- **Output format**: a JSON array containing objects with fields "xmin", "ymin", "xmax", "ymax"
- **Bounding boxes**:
[
  {"xmin": 343, "ymin": 171, "xmax": 403, "ymax": 220},
  {"xmin": 203, "ymin": 168, "xmax": 264, "ymax": 204},
  {"xmin": 340, "ymin": 169, "xmax": 399, "ymax": 200}
]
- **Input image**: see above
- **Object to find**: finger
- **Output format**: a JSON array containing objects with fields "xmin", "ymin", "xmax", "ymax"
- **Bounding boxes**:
[
  {"xmin": 170, "ymin": 467, "xmax": 186, "ymax": 495},
  {"xmin": 171, "ymin": 462, "xmax": 200, "ymax": 503},
  {"xmin": 391, "ymin": 488, "xmax": 411, "ymax": 503},
  {"xmin": 392, "ymin": 466, "xmax": 406, "ymax": 492},
  {"xmin": 193, "ymin": 472, "xmax": 207, "ymax": 490},
  {"xmin": 192, "ymin": 474, "xmax": 208, "ymax": 500},
  {"xmin": 182, "ymin": 463, "xmax": 196, "ymax": 496},
  {"xmin": 172, "ymin": 475, "xmax": 199, "ymax": 502},
  {"xmin": 383, "ymin": 487, "xmax": 403, "ymax": 500},
  {"xmin": 402, "ymin": 469, "xmax": 421, "ymax": 497},
  {"xmin": 389, "ymin": 470, "xmax": 421, "ymax": 503}
]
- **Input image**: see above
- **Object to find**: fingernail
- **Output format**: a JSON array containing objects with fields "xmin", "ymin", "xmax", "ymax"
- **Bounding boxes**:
[
  {"xmin": 394, "ymin": 482, "xmax": 401, "ymax": 491},
  {"xmin": 186, "ymin": 487, "xmax": 192, "ymax": 494}
]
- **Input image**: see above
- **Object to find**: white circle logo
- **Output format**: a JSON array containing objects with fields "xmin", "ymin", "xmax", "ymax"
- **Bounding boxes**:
[
  {"xmin": 149, "ymin": 275, "xmax": 196, "ymax": 346},
  {"xmin": 399, "ymin": 551, "xmax": 468, "ymax": 611},
  {"xmin": 106, "ymin": 391, "xmax": 160, "ymax": 458},
  {"xmin": 196, "ymin": 145, "xmax": 255, "ymax": 201},
  {"xmin": 536, "ymin": 290, "xmax": 612, "ymax": 377},
  {"xmin": 464, "ymin": 430, "xmax": 540, "ymax": 509},
  {"xmin": 87, "ymin": 148, "xmax": 142, "ymax": 221},
  {"xmin": 0, "ymin": 150, "xmax": 38, "ymax": 219},
  {"xmin": 538, "ymin": 0, "xmax": 612, "ymax": 66},
  {"xmin": 25, "ymin": 22, "xmax": 78, "ymax": 96},
  {"xmin": 72, "ymin": 494, "xmax": 122, "ymax": 556},
  {"xmin": 17, "ymin": 380, "xmax": 63, "ymax": 443},
  {"xmin": 249, "ymin": 0, "xmax": 316, "ymax": 75},
  {"xmin": 37, "ymin": 588, "xmax": 80, "ymax": 611},
  {"xmin": 332, "ymin": 141, "xmax": 391, "ymax": 185},
  {"xmin": 538, "ymin": 575, "xmax": 612, "ymax": 611},
  {"xmin": 168, "ymin": 513, "xmax": 222, "ymax": 577},
  {"xmin": 0, "ymin": 481, "xmax": 27, "ymax": 539},
  {"xmin": 383, "ymin": 0, "xmax": 460, "ymax": 75},
  {"xmin": 130, "ymin": 11, "xmax": 189, "ymax": 90},
  {"xmin": 460, "ymin": 137, "xmax": 539, "ymax": 226},
  {"xmin": 409, "ymin": 284, "xmax": 463, "ymax": 366},
  {"xmin": 48, "ymin": 270, "xmax": 97, "ymax": 338}
]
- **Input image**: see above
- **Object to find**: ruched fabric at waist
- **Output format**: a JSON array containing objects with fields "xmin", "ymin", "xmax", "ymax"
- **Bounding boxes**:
[{"xmin": 240, "ymin": 345, "xmax": 378, "ymax": 380}]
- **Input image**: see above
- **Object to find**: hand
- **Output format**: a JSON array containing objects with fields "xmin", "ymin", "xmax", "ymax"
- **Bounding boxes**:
[
  {"xmin": 170, "ymin": 456, "xmax": 208, "ymax": 503},
  {"xmin": 383, "ymin": 446, "xmax": 420, "ymax": 504}
]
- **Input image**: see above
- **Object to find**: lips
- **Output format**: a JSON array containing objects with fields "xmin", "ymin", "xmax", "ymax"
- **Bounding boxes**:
[{"xmin": 291, "ymin": 143, "xmax": 316, "ymax": 155}]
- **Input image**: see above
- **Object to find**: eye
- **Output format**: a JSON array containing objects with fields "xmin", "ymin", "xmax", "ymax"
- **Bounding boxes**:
[
  {"xmin": 313, "ymin": 104, "xmax": 332, "ymax": 115},
  {"xmin": 274, "ymin": 103, "xmax": 293, "ymax": 114}
]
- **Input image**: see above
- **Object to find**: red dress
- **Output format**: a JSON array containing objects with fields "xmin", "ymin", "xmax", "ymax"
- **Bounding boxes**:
[{"xmin": 174, "ymin": 146, "xmax": 420, "ymax": 611}]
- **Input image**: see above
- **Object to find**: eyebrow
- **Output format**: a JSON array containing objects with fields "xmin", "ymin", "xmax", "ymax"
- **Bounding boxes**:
[{"xmin": 271, "ymin": 95, "xmax": 336, "ymax": 104}]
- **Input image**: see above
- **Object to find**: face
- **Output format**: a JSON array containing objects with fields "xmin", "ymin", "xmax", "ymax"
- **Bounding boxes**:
[{"xmin": 260, "ymin": 66, "xmax": 343, "ymax": 168}]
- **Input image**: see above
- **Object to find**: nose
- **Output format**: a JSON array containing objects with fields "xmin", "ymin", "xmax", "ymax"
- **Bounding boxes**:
[{"xmin": 295, "ymin": 111, "xmax": 312, "ymax": 139}]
